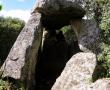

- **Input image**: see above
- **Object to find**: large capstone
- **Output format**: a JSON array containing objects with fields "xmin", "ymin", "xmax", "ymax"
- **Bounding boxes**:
[{"xmin": 32, "ymin": 0, "xmax": 86, "ymax": 30}]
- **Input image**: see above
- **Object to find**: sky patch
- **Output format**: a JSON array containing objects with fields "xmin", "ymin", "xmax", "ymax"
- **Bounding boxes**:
[
  {"xmin": 0, "ymin": 0, "xmax": 36, "ymax": 22},
  {"xmin": 18, "ymin": 0, "xmax": 25, "ymax": 2},
  {"xmin": 0, "ymin": 9, "xmax": 31, "ymax": 22}
]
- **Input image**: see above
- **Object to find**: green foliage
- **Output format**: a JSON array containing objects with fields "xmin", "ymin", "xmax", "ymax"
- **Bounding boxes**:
[
  {"xmin": 85, "ymin": 0, "xmax": 110, "ymax": 78},
  {"xmin": 0, "ymin": 17, "xmax": 25, "ymax": 65},
  {"xmin": 99, "ymin": 1, "xmax": 110, "ymax": 43},
  {"xmin": 61, "ymin": 26, "xmax": 76, "ymax": 44},
  {"xmin": 0, "ymin": 5, "xmax": 2, "ymax": 10},
  {"xmin": 98, "ymin": 43, "xmax": 110, "ymax": 77},
  {"xmin": 0, "ymin": 17, "xmax": 25, "ymax": 89},
  {"xmin": 97, "ymin": 1, "xmax": 110, "ymax": 78},
  {"xmin": 11, "ymin": 80, "xmax": 25, "ymax": 90},
  {"xmin": 84, "ymin": 0, "xmax": 95, "ymax": 19},
  {"xmin": 94, "ymin": 1, "xmax": 110, "ymax": 78},
  {"xmin": 0, "ymin": 79, "xmax": 25, "ymax": 90},
  {"xmin": 61, "ymin": 26, "xmax": 69, "ymax": 34},
  {"xmin": 0, "ymin": 79, "xmax": 8, "ymax": 90}
]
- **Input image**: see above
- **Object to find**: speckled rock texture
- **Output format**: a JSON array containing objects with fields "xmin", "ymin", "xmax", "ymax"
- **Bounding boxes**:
[
  {"xmin": 52, "ymin": 53, "xmax": 110, "ymax": 90},
  {"xmin": 52, "ymin": 52, "xmax": 96, "ymax": 90},
  {"xmin": 32, "ymin": 0, "xmax": 85, "ymax": 15},
  {"xmin": 0, "ymin": 13, "xmax": 43, "ymax": 90},
  {"xmin": 52, "ymin": 19, "xmax": 105, "ymax": 90},
  {"xmin": 78, "ymin": 20, "xmax": 101, "ymax": 54},
  {"xmin": 32, "ymin": 0, "xmax": 85, "ymax": 30},
  {"xmin": 90, "ymin": 79, "xmax": 110, "ymax": 90},
  {"xmin": 71, "ymin": 19, "xmax": 101, "ymax": 54}
]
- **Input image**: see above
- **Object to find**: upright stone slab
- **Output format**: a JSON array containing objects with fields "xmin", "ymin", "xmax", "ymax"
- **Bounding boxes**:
[
  {"xmin": 52, "ymin": 52, "xmax": 96, "ymax": 90},
  {"xmin": 52, "ymin": 19, "xmax": 101, "ymax": 90},
  {"xmin": 0, "ymin": 13, "xmax": 43, "ymax": 90},
  {"xmin": 71, "ymin": 19, "xmax": 101, "ymax": 54},
  {"xmin": 78, "ymin": 20, "xmax": 101, "ymax": 54}
]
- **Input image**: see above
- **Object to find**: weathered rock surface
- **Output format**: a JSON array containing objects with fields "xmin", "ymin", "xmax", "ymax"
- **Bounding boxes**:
[
  {"xmin": 71, "ymin": 19, "xmax": 101, "ymax": 54},
  {"xmin": 52, "ymin": 19, "xmax": 102, "ymax": 90},
  {"xmin": 79, "ymin": 20, "xmax": 101, "ymax": 54},
  {"xmin": 0, "ymin": 13, "xmax": 43, "ymax": 90},
  {"xmin": 32, "ymin": 0, "xmax": 85, "ymax": 30},
  {"xmin": 90, "ymin": 79, "xmax": 110, "ymax": 90},
  {"xmin": 32, "ymin": 0, "xmax": 85, "ymax": 15},
  {"xmin": 52, "ymin": 52, "xmax": 96, "ymax": 90}
]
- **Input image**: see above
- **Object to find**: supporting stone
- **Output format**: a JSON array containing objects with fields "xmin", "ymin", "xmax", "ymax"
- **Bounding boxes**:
[
  {"xmin": 52, "ymin": 19, "xmax": 102, "ymax": 90},
  {"xmin": 70, "ymin": 19, "xmax": 82, "ymax": 38},
  {"xmin": 0, "ymin": 13, "xmax": 43, "ymax": 90},
  {"xmin": 71, "ymin": 19, "xmax": 101, "ymax": 54}
]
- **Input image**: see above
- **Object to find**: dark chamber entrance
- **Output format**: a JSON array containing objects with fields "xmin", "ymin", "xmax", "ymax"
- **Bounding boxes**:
[
  {"xmin": 35, "ymin": 6, "xmax": 84, "ymax": 89},
  {"xmin": 35, "ymin": 29, "xmax": 81, "ymax": 90}
]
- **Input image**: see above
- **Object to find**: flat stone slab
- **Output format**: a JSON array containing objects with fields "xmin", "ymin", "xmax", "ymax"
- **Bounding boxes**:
[
  {"xmin": 33, "ymin": 0, "xmax": 85, "ymax": 15},
  {"xmin": 32, "ymin": 0, "xmax": 86, "ymax": 30},
  {"xmin": 52, "ymin": 52, "xmax": 96, "ymax": 90},
  {"xmin": 0, "ymin": 13, "xmax": 43, "ymax": 81}
]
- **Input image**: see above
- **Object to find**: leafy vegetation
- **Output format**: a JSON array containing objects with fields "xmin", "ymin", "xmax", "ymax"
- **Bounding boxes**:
[
  {"xmin": 61, "ymin": 0, "xmax": 110, "ymax": 79},
  {"xmin": 0, "ymin": 5, "xmax": 2, "ymax": 10},
  {"xmin": 0, "ymin": 79, "xmax": 9, "ymax": 90},
  {"xmin": 0, "ymin": 79, "xmax": 25, "ymax": 90},
  {"xmin": 95, "ymin": 0, "xmax": 110, "ymax": 78},
  {"xmin": 85, "ymin": 0, "xmax": 110, "ymax": 78},
  {"xmin": 0, "ymin": 17, "xmax": 25, "ymax": 65},
  {"xmin": 0, "ymin": 17, "xmax": 25, "ymax": 90}
]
